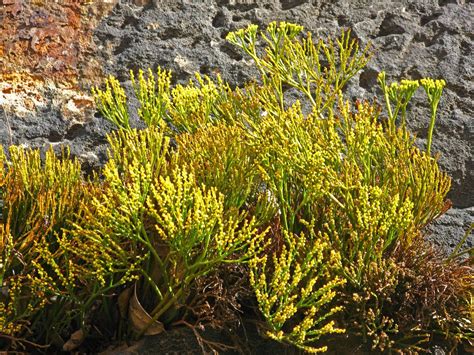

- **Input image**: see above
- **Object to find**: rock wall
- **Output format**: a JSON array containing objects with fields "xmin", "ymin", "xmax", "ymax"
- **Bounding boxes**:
[{"xmin": 0, "ymin": 0, "xmax": 472, "ymax": 252}]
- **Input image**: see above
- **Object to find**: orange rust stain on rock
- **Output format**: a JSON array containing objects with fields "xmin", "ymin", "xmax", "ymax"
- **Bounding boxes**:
[
  {"xmin": 0, "ymin": 73, "xmax": 43, "ymax": 91},
  {"xmin": 0, "ymin": 0, "xmax": 117, "ymax": 87},
  {"xmin": 72, "ymin": 97, "xmax": 94, "ymax": 110},
  {"xmin": 0, "ymin": 1, "xmax": 118, "ymax": 120}
]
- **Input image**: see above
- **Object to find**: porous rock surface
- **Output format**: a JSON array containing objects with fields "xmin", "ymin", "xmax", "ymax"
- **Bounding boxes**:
[{"xmin": 0, "ymin": 0, "xmax": 472, "ymax": 351}]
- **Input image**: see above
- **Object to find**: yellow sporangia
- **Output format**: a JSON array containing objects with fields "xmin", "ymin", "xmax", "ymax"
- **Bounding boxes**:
[{"xmin": 250, "ymin": 225, "xmax": 345, "ymax": 353}]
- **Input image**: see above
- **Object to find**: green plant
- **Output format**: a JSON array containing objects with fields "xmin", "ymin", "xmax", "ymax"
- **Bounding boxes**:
[
  {"xmin": 226, "ymin": 22, "xmax": 372, "ymax": 115},
  {"xmin": 92, "ymin": 75, "xmax": 130, "ymax": 130},
  {"xmin": 378, "ymin": 71, "xmax": 447, "ymax": 155},
  {"xmin": 67, "ymin": 127, "xmax": 171, "ymax": 335},
  {"xmin": 0, "ymin": 147, "xmax": 88, "ymax": 349},
  {"xmin": 175, "ymin": 123, "xmax": 259, "ymax": 213},
  {"xmin": 94, "ymin": 68, "xmax": 233, "ymax": 134},
  {"xmin": 377, "ymin": 71, "xmax": 419, "ymax": 130},
  {"xmin": 1, "ymin": 20, "xmax": 468, "ymax": 354},
  {"xmin": 69, "ymin": 126, "xmax": 268, "ymax": 338},
  {"xmin": 131, "ymin": 67, "xmax": 171, "ymax": 128},
  {"xmin": 250, "ymin": 223, "xmax": 345, "ymax": 353},
  {"xmin": 90, "ymin": 22, "xmax": 468, "ymax": 352},
  {"xmin": 143, "ymin": 166, "xmax": 267, "ymax": 327},
  {"xmin": 224, "ymin": 22, "xmax": 466, "ymax": 351},
  {"xmin": 420, "ymin": 77, "xmax": 446, "ymax": 155}
]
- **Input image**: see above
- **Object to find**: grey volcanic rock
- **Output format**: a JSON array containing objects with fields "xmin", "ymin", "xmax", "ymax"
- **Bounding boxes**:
[
  {"xmin": 0, "ymin": 105, "xmax": 114, "ymax": 174},
  {"xmin": 427, "ymin": 207, "xmax": 474, "ymax": 253},
  {"xmin": 1, "ymin": 0, "xmax": 472, "ymax": 264}
]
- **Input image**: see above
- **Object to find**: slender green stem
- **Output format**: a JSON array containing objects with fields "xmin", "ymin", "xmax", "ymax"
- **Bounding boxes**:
[
  {"xmin": 140, "ymin": 269, "xmax": 163, "ymax": 301},
  {"xmin": 426, "ymin": 105, "xmax": 437, "ymax": 156},
  {"xmin": 138, "ymin": 288, "xmax": 184, "ymax": 338}
]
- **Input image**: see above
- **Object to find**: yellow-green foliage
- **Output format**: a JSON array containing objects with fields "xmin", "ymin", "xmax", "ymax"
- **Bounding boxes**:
[
  {"xmin": 337, "ymin": 99, "xmax": 451, "ymax": 232},
  {"xmin": 338, "ymin": 99, "xmax": 450, "ymax": 231},
  {"xmin": 237, "ymin": 90, "xmax": 450, "ymax": 350},
  {"xmin": 420, "ymin": 77, "xmax": 446, "ymax": 155},
  {"xmin": 168, "ymin": 73, "xmax": 231, "ymax": 133},
  {"xmin": 92, "ymin": 76, "xmax": 130, "ymax": 130},
  {"xmin": 250, "ymin": 224, "xmax": 345, "ymax": 353},
  {"xmin": 68, "ymin": 127, "xmax": 171, "ymax": 297},
  {"xmin": 87, "ymin": 21, "xmax": 462, "ymax": 352},
  {"xmin": 176, "ymin": 123, "xmax": 261, "ymax": 213},
  {"xmin": 94, "ymin": 67, "xmax": 232, "ymax": 134},
  {"xmin": 69, "ymin": 126, "xmax": 268, "ymax": 332},
  {"xmin": 243, "ymin": 101, "xmax": 343, "ymax": 232},
  {"xmin": 378, "ymin": 72, "xmax": 447, "ymax": 155},
  {"xmin": 378, "ymin": 71, "xmax": 420, "ymax": 128},
  {"xmin": 226, "ymin": 22, "xmax": 372, "ymax": 115},
  {"xmin": 131, "ymin": 67, "xmax": 171, "ymax": 127},
  {"xmin": 224, "ymin": 22, "xmax": 458, "ymax": 351},
  {"xmin": 144, "ymin": 167, "xmax": 267, "ymax": 322},
  {"xmin": 1, "ymin": 21, "xmax": 469, "ymax": 353},
  {"xmin": 0, "ymin": 147, "xmax": 86, "ymax": 344}
]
